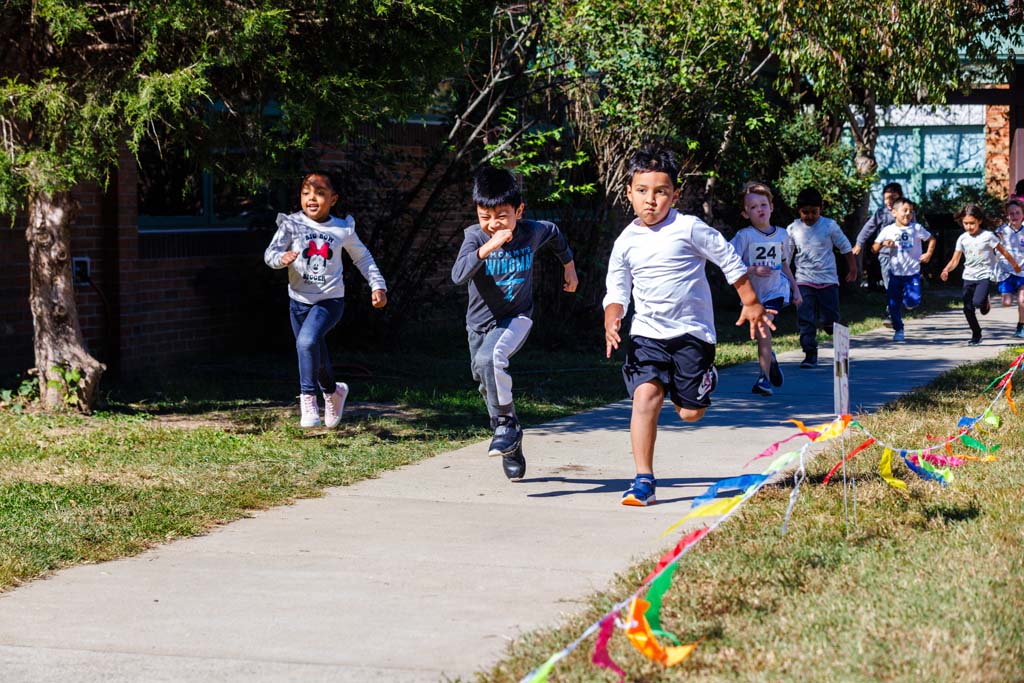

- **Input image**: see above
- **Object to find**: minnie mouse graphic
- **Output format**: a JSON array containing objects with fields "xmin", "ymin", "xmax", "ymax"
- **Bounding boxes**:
[{"xmin": 303, "ymin": 240, "xmax": 333, "ymax": 283}]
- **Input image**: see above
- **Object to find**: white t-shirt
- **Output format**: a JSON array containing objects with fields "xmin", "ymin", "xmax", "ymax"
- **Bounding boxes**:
[
  {"xmin": 729, "ymin": 225, "xmax": 794, "ymax": 304},
  {"xmin": 787, "ymin": 216, "xmax": 853, "ymax": 285},
  {"xmin": 954, "ymin": 230, "xmax": 1001, "ymax": 282},
  {"xmin": 874, "ymin": 222, "xmax": 932, "ymax": 277},
  {"xmin": 603, "ymin": 209, "xmax": 748, "ymax": 343},
  {"xmin": 995, "ymin": 224, "xmax": 1024, "ymax": 281}
]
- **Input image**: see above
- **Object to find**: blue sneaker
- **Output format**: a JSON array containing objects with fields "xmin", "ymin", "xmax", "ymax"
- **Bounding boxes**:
[
  {"xmin": 751, "ymin": 374, "xmax": 773, "ymax": 396},
  {"xmin": 488, "ymin": 415, "xmax": 522, "ymax": 456},
  {"xmin": 622, "ymin": 475, "xmax": 657, "ymax": 506},
  {"xmin": 1015, "ymin": 325, "xmax": 1024, "ymax": 338},
  {"xmin": 768, "ymin": 352, "xmax": 783, "ymax": 387},
  {"xmin": 893, "ymin": 329, "xmax": 905, "ymax": 342}
]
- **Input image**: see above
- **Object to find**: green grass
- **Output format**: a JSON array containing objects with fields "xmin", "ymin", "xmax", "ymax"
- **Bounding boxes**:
[
  {"xmin": 0, "ymin": 289, "xmax": 959, "ymax": 592},
  {"xmin": 470, "ymin": 348, "xmax": 1024, "ymax": 683}
]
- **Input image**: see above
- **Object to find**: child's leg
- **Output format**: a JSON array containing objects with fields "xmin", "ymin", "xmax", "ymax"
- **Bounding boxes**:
[
  {"xmin": 962, "ymin": 280, "xmax": 982, "ymax": 337},
  {"xmin": 757, "ymin": 326, "xmax": 774, "ymax": 376},
  {"xmin": 886, "ymin": 274, "xmax": 904, "ymax": 332},
  {"xmin": 470, "ymin": 316, "xmax": 533, "ymax": 420},
  {"xmin": 1017, "ymin": 283, "xmax": 1024, "ymax": 322},
  {"xmin": 819, "ymin": 285, "xmax": 841, "ymax": 336},
  {"xmin": 290, "ymin": 299, "xmax": 345, "ymax": 395},
  {"xmin": 796, "ymin": 285, "xmax": 818, "ymax": 354},
  {"xmin": 878, "ymin": 251, "xmax": 891, "ymax": 292},
  {"xmin": 630, "ymin": 380, "xmax": 665, "ymax": 475},
  {"xmin": 903, "ymin": 274, "xmax": 922, "ymax": 311}
]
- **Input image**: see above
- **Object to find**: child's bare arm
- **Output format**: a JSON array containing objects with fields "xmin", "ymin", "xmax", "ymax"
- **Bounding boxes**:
[
  {"xmin": 604, "ymin": 304, "xmax": 625, "ymax": 358},
  {"xmin": 920, "ymin": 237, "xmax": 936, "ymax": 263},
  {"xmin": 940, "ymin": 251, "xmax": 962, "ymax": 281},
  {"xmin": 997, "ymin": 244, "xmax": 1022, "ymax": 273},
  {"xmin": 733, "ymin": 275, "xmax": 775, "ymax": 340},
  {"xmin": 843, "ymin": 251, "xmax": 858, "ymax": 282},
  {"xmin": 781, "ymin": 260, "xmax": 802, "ymax": 305},
  {"xmin": 563, "ymin": 261, "xmax": 579, "ymax": 292}
]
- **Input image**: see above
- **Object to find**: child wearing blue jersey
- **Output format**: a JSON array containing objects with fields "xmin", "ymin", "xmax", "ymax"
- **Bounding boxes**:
[
  {"xmin": 729, "ymin": 181, "xmax": 800, "ymax": 396},
  {"xmin": 996, "ymin": 199, "xmax": 1024, "ymax": 337},
  {"xmin": 872, "ymin": 197, "xmax": 935, "ymax": 342},
  {"xmin": 452, "ymin": 165, "xmax": 578, "ymax": 480},
  {"xmin": 603, "ymin": 148, "xmax": 774, "ymax": 507}
]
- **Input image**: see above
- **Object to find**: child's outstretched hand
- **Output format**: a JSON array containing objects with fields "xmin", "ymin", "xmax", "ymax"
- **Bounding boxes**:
[
  {"xmin": 604, "ymin": 304, "xmax": 624, "ymax": 358},
  {"xmin": 371, "ymin": 289, "xmax": 387, "ymax": 308},
  {"xmin": 736, "ymin": 302, "xmax": 777, "ymax": 340},
  {"xmin": 563, "ymin": 261, "xmax": 579, "ymax": 292},
  {"xmin": 940, "ymin": 269, "xmax": 950, "ymax": 281},
  {"xmin": 281, "ymin": 251, "xmax": 299, "ymax": 266}
]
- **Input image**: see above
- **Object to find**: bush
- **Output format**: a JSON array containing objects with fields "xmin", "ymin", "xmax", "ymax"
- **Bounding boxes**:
[
  {"xmin": 918, "ymin": 182, "xmax": 1007, "ymax": 224},
  {"xmin": 777, "ymin": 143, "xmax": 875, "ymax": 222}
]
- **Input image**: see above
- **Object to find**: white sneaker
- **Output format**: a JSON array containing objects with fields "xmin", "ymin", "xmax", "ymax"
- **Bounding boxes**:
[
  {"xmin": 323, "ymin": 382, "xmax": 349, "ymax": 428},
  {"xmin": 299, "ymin": 394, "xmax": 321, "ymax": 427}
]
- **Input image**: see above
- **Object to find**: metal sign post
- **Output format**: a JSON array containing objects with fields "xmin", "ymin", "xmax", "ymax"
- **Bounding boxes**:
[{"xmin": 832, "ymin": 323, "xmax": 854, "ymax": 533}]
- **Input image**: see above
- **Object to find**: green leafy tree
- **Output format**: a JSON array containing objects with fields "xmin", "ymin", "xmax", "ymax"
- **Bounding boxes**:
[{"xmin": 0, "ymin": 0, "xmax": 487, "ymax": 411}]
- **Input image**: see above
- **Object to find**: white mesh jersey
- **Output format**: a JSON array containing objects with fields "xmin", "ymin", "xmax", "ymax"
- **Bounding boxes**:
[
  {"xmin": 730, "ymin": 225, "xmax": 794, "ymax": 303},
  {"xmin": 995, "ymin": 224, "xmax": 1024, "ymax": 280},
  {"xmin": 875, "ymin": 222, "xmax": 932, "ymax": 277},
  {"xmin": 955, "ymin": 231, "xmax": 1001, "ymax": 281}
]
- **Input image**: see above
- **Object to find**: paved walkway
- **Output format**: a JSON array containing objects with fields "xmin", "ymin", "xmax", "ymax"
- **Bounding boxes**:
[{"xmin": 1, "ymin": 306, "xmax": 1021, "ymax": 682}]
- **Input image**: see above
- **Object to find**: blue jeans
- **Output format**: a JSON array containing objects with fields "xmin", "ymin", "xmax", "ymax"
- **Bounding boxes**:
[
  {"xmin": 797, "ymin": 284, "xmax": 841, "ymax": 354},
  {"xmin": 886, "ymin": 273, "xmax": 921, "ymax": 332},
  {"xmin": 962, "ymin": 279, "xmax": 990, "ymax": 337},
  {"xmin": 289, "ymin": 298, "xmax": 345, "ymax": 395}
]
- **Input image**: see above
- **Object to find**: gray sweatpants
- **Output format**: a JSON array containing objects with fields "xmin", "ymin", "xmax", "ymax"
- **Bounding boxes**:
[{"xmin": 468, "ymin": 315, "xmax": 533, "ymax": 422}]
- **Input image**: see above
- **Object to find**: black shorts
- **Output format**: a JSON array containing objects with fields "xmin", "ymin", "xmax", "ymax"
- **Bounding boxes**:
[
  {"xmin": 623, "ymin": 333, "xmax": 717, "ymax": 409},
  {"xmin": 762, "ymin": 296, "xmax": 785, "ymax": 318}
]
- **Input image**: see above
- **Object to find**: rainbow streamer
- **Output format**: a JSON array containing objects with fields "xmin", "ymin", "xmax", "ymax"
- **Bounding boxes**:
[
  {"xmin": 879, "ymin": 448, "xmax": 907, "ymax": 490},
  {"xmin": 591, "ymin": 614, "xmax": 625, "ymax": 682},
  {"xmin": 643, "ymin": 527, "xmax": 709, "ymax": 584},
  {"xmin": 625, "ymin": 598, "xmax": 699, "ymax": 667},
  {"xmin": 690, "ymin": 474, "xmax": 768, "ymax": 509},
  {"xmin": 900, "ymin": 450, "xmax": 949, "ymax": 486},
  {"xmin": 821, "ymin": 437, "xmax": 876, "ymax": 485},
  {"xmin": 662, "ymin": 495, "xmax": 743, "ymax": 537}
]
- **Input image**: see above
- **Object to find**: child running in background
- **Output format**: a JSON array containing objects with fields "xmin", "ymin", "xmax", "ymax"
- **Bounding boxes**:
[
  {"xmin": 264, "ymin": 171, "xmax": 388, "ymax": 428},
  {"xmin": 787, "ymin": 188, "xmax": 857, "ymax": 368},
  {"xmin": 995, "ymin": 199, "xmax": 1024, "ymax": 338},
  {"xmin": 729, "ymin": 181, "xmax": 800, "ymax": 396},
  {"xmin": 872, "ymin": 197, "xmax": 935, "ymax": 342},
  {"xmin": 604, "ymin": 147, "xmax": 774, "ymax": 507},
  {"xmin": 451, "ymin": 165, "xmax": 578, "ymax": 481},
  {"xmin": 940, "ymin": 203, "xmax": 1021, "ymax": 345}
]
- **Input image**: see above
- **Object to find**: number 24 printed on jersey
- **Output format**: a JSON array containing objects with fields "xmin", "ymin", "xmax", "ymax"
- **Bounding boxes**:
[{"xmin": 747, "ymin": 242, "xmax": 783, "ymax": 270}]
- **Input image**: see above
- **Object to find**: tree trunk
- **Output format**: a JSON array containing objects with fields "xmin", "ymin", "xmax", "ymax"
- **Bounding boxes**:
[
  {"xmin": 27, "ymin": 190, "xmax": 105, "ymax": 412},
  {"xmin": 851, "ymin": 97, "xmax": 880, "ymax": 232}
]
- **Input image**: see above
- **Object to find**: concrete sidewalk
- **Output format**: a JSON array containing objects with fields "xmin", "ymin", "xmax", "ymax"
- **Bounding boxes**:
[{"xmin": 1, "ymin": 306, "xmax": 1021, "ymax": 682}]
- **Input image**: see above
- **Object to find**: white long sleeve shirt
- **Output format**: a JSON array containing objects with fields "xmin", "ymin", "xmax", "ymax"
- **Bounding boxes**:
[
  {"xmin": 787, "ymin": 216, "xmax": 852, "ymax": 286},
  {"xmin": 603, "ymin": 210, "xmax": 748, "ymax": 343},
  {"xmin": 264, "ymin": 211, "xmax": 386, "ymax": 304}
]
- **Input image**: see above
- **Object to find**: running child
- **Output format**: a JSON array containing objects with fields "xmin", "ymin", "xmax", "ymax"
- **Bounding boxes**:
[
  {"xmin": 787, "ymin": 188, "xmax": 858, "ymax": 368},
  {"xmin": 451, "ymin": 165, "xmax": 578, "ymax": 481},
  {"xmin": 264, "ymin": 171, "xmax": 388, "ymax": 428},
  {"xmin": 729, "ymin": 181, "xmax": 801, "ymax": 396},
  {"xmin": 872, "ymin": 197, "xmax": 935, "ymax": 341},
  {"xmin": 940, "ymin": 203, "xmax": 1021, "ymax": 345},
  {"xmin": 604, "ymin": 147, "xmax": 774, "ymax": 507},
  {"xmin": 995, "ymin": 199, "xmax": 1024, "ymax": 338}
]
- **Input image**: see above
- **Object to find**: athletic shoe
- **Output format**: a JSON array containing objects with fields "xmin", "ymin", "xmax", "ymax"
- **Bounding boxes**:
[
  {"xmin": 800, "ymin": 353, "xmax": 818, "ymax": 369},
  {"xmin": 299, "ymin": 393, "xmax": 321, "ymax": 428},
  {"xmin": 968, "ymin": 334, "xmax": 983, "ymax": 346},
  {"xmin": 768, "ymin": 352, "xmax": 783, "ymax": 387},
  {"xmin": 621, "ymin": 475, "xmax": 657, "ymax": 507},
  {"xmin": 980, "ymin": 299, "xmax": 991, "ymax": 315},
  {"xmin": 893, "ymin": 330, "xmax": 905, "ymax": 342},
  {"xmin": 502, "ymin": 445, "xmax": 526, "ymax": 481},
  {"xmin": 323, "ymin": 382, "xmax": 349, "ymax": 428},
  {"xmin": 488, "ymin": 415, "xmax": 523, "ymax": 456},
  {"xmin": 751, "ymin": 374, "xmax": 773, "ymax": 396},
  {"xmin": 1015, "ymin": 324, "xmax": 1024, "ymax": 338}
]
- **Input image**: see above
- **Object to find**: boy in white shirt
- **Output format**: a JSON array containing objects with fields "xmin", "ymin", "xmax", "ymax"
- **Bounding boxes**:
[
  {"xmin": 787, "ymin": 188, "xmax": 857, "ymax": 368},
  {"xmin": 603, "ymin": 148, "xmax": 774, "ymax": 506},
  {"xmin": 995, "ymin": 199, "xmax": 1024, "ymax": 338},
  {"xmin": 872, "ymin": 197, "xmax": 935, "ymax": 342},
  {"xmin": 729, "ymin": 181, "xmax": 800, "ymax": 396}
]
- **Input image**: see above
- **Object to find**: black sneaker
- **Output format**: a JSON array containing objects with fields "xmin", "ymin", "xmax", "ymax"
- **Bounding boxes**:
[
  {"xmin": 488, "ymin": 415, "xmax": 522, "ymax": 456},
  {"xmin": 502, "ymin": 445, "xmax": 526, "ymax": 481},
  {"xmin": 751, "ymin": 374, "xmax": 773, "ymax": 396},
  {"xmin": 968, "ymin": 334, "xmax": 983, "ymax": 346},
  {"xmin": 768, "ymin": 352, "xmax": 783, "ymax": 387},
  {"xmin": 800, "ymin": 353, "xmax": 818, "ymax": 369}
]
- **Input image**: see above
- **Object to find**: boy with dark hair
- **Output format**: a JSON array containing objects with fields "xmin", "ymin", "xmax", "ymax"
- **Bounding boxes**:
[
  {"xmin": 853, "ymin": 181, "xmax": 903, "ymax": 293},
  {"xmin": 787, "ymin": 187, "xmax": 857, "ymax": 368},
  {"xmin": 603, "ymin": 147, "xmax": 774, "ymax": 506},
  {"xmin": 452, "ymin": 165, "xmax": 578, "ymax": 480},
  {"xmin": 873, "ymin": 197, "xmax": 935, "ymax": 341}
]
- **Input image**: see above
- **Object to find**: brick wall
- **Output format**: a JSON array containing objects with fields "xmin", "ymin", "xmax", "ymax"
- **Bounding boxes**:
[{"xmin": 986, "ymin": 104, "xmax": 1011, "ymax": 198}]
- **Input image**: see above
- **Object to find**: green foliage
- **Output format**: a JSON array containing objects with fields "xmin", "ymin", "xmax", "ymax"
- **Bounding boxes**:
[
  {"xmin": 777, "ymin": 143, "xmax": 876, "ymax": 221},
  {"xmin": 0, "ymin": 376, "xmax": 39, "ymax": 414},
  {"xmin": 919, "ymin": 182, "xmax": 1008, "ymax": 223},
  {"xmin": 46, "ymin": 364, "xmax": 82, "ymax": 408},
  {"xmin": 0, "ymin": 0, "xmax": 492, "ymax": 211}
]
